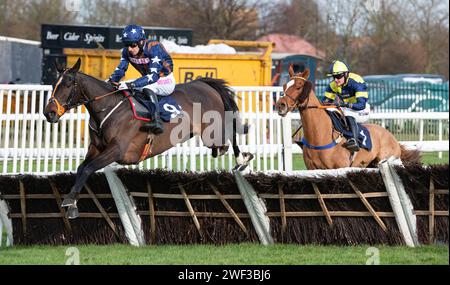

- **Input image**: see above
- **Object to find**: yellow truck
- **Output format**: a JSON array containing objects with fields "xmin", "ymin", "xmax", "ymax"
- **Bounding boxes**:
[{"xmin": 64, "ymin": 40, "xmax": 274, "ymax": 112}]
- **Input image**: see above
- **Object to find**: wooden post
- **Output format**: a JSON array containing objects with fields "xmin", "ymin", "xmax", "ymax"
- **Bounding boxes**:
[
  {"xmin": 278, "ymin": 183, "xmax": 287, "ymax": 236},
  {"xmin": 19, "ymin": 180, "xmax": 27, "ymax": 236},
  {"xmin": 84, "ymin": 183, "xmax": 119, "ymax": 239},
  {"xmin": 178, "ymin": 183, "xmax": 202, "ymax": 237},
  {"xmin": 49, "ymin": 180, "xmax": 72, "ymax": 235},
  {"xmin": 207, "ymin": 181, "xmax": 248, "ymax": 235},
  {"xmin": 349, "ymin": 181, "xmax": 387, "ymax": 232},
  {"xmin": 429, "ymin": 178, "xmax": 435, "ymax": 244},
  {"xmin": 147, "ymin": 181, "xmax": 156, "ymax": 244},
  {"xmin": 312, "ymin": 183, "xmax": 333, "ymax": 226}
]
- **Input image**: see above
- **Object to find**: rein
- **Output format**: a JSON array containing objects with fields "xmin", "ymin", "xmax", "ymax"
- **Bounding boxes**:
[
  {"xmin": 49, "ymin": 71, "xmax": 124, "ymax": 116},
  {"xmin": 284, "ymin": 76, "xmax": 338, "ymax": 111},
  {"xmin": 285, "ymin": 75, "xmax": 343, "ymax": 150}
]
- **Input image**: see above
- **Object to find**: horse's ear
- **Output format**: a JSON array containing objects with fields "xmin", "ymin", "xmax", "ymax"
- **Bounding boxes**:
[
  {"xmin": 54, "ymin": 60, "xmax": 65, "ymax": 73},
  {"xmin": 288, "ymin": 64, "xmax": 294, "ymax": 78},
  {"xmin": 302, "ymin": 68, "xmax": 310, "ymax": 80},
  {"xmin": 69, "ymin": 58, "xmax": 82, "ymax": 73}
]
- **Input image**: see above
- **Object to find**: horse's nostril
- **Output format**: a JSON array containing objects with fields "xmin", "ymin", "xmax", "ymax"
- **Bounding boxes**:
[{"xmin": 45, "ymin": 111, "xmax": 57, "ymax": 123}]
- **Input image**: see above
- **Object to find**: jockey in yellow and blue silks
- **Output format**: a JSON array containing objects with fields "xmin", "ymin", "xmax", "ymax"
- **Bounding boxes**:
[
  {"xmin": 107, "ymin": 24, "xmax": 175, "ymax": 135},
  {"xmin": 322, "ymin": 60, "xmax": 370, "ymax": 152}
]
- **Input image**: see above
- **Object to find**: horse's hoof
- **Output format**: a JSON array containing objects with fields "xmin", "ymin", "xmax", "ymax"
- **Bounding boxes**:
[
  {"xmin": 233, "ymin": 164, "xmax": 248, "ymax": 172},
  {"xmin": 219, "ymin": 145, "xmax": 229, "ymax": 156},
  {"xmin": 61, "ymin": 198, "xmax": 76, "ymax": 207},
  {"xmin": 243, "ymin": 152, "xmax": 254, "ymax": 161},
  {"xmin": 67, "ymin": 206, "xmax": 79, "ymax": 219}
]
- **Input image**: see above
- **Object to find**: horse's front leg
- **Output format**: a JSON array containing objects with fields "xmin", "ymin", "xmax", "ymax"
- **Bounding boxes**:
[
  {"xmin": 62, "ymin": 142, "xmax": 123, "ymax": 218},
  {"xmin": 61, "ymin": 144, "xmax": 99, "ymax": 207},
  {"xmin": 73, "ymin": 144, "xmax": 100, "ymax": 186}
]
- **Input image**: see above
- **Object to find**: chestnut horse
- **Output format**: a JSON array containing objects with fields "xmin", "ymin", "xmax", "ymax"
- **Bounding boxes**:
[
  {"xmin": 275, "ymin": 66, "xmax": 420, "ymax": 170},
  {"xmin": 44, "ymin": 58, "xmax": 253, "ymax": 218}
]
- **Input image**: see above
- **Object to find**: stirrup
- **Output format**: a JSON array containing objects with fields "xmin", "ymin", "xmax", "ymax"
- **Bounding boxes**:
[
  {"xmin": 343, "ymin": 138, "xmax": 360, "ymax": 151},
  {"xmin": 141, "ymin": 122, "xmax": 163, "ymax": 133},
  {"xmin": 142, "ymin": 117, "xmax": 164, "ymax": 133},
  {"xmin": 151, "ymin": 125, "xmax": 164, "ymax": 135}
]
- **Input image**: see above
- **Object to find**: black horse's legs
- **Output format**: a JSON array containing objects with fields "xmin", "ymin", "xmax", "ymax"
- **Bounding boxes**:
[
  {"xmin": 231, "ymin": 119, "xmax": 254, "ymax": 171},
  {"xmin": 62, "ymin": 143, "xmax": 122, "ymax": 217},
  {"xmin": 73, "ymin": 147, "xmax": 98, "ymax": 187},
  {"xmin": 61, "ymin": 145, "xmax": 99, "ymax": 206},
  {"xmin": 211, "ymin": 147, "xmax": 218, "ymax": 158}
]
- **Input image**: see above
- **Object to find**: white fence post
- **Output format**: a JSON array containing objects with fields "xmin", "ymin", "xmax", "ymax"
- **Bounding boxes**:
[
  {"xmin": 233, "ymin": 170, "xmax": 273, "ymax": 245},
  {"xmin": 282, "ymin": 116, "xmax": 293, "ymax": 172},
  {"xmin": 379, "ymin": 159, "xmax": 419, "ymax": 247},
  {"xmin": 104, "ymin": 164, "xmax": 146, "ymax": 246},
  {"xmin": 0, "ymin": 197, "xmax": 13, "ymax": 247}
]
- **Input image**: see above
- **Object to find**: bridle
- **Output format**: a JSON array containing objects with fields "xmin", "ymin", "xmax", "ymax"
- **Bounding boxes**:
[
  {"xmin": 49, "ymin": 70, "xmax": 123, "ymax": 116},
  {"xmin": 282, "ymin": 76, "xmax": 311, "ymax": 112},
  {"xmin": 282, "ymin": 76, "xmax": 336, "ymax": 112},
  {"xmin": 284, "ymin": 75, "xmax": 345, "ymax": 153}
]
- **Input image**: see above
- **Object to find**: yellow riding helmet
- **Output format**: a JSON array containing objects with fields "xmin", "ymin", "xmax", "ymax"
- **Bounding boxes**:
[{"xmin": 327, "ymin": 60, "xmax": 349, "ymax": 76}]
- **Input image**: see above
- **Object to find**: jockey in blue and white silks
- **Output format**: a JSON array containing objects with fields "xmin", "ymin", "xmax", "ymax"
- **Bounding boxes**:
[
  {"xmin": 322, "ymin": 60, "xmax": 370, "ymax": 152},
  {"xmin": 108, "ymin": 24, "xmax": 175, "ymax": 134}
]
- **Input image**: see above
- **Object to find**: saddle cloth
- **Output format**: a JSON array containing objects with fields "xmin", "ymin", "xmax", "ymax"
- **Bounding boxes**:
[
  {"xmin": 326, "ymin": 110, "xmax": 373, "ymax": 151},
  {"xmin": 124, "ymin": 91, "xmax": 183, "ymax": 122}
]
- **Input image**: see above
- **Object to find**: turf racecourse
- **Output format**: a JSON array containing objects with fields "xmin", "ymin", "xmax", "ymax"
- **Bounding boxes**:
[
  {"xmin": 0, "ymin": 244, "xmax": 448, "ymax": 265},
  {"xmin": 0, "ymin": 152, "xmax": 448, "ymax": 265}
]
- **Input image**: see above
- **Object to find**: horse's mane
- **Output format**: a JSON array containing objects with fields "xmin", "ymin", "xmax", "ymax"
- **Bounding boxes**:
[
  {"xmin": 195, "ymin": 77, "xmax": 239, "ymax": 112},
  {"xmin": 298, "ymin": 79, "xmax": 315, "ymax": 103},
  {"xmin": 77, "ymin": 72, "xmax": 115, "ymax": 92},
  {"xmin": 303, "ymin": 80, "xmax": 313, "ymax": 95}
]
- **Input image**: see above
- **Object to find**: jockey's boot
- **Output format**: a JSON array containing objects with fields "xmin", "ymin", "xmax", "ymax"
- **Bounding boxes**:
[
  {"xmin": 142, "ymin": 89, "xmax": 164, "ymax": 135},
  {"xmin": 343, "ymin": 116, "xmax": 360, "ymax": 152}
]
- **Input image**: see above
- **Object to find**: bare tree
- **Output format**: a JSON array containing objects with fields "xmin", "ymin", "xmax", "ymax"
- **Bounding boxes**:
[
  {"xmin": 262, "ymin": 0, "xmax": 323, "ymax": 43},
  {"xmin": 170, "ymin": 0, "xmax": 261, "ymax": 44},
  {"xmin": 408, "ymin": 0, "xmax": 449, "ymax": 77},
  {"xmin": 82, "ymin": 0, "xmax": 134, "ymax": 26},
  {"xmin": 133, "ymin": 0, "xmax": 194, "ymax": 28},
  {"xmin": 354, "ymin": 0, "xmax": 413, "ymax": 74},
  {"xmin": 0, "ymin": 0, "xmax": 76, "ymax": 40},
  {"xmin": 320, "ymin": 0, "xmax": 369, "ymax": 68},
  {"xmin": 350, "ymin": 0, "xmax": 448, "ymax": 78}
]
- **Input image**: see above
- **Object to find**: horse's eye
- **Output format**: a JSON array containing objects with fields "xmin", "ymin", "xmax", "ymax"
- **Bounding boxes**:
[{"xmin": 63, "ymin": 78, "xmax": 73, "ymax": 87}]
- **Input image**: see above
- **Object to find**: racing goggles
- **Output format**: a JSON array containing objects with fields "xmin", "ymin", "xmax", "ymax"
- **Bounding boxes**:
[
  {"xmin": 333, "ymin": 73, "xmax": 346, "ymax": 79},
  {"xmin": 124, "ymin": 42, "xmax": 139, "ymax": 48}
]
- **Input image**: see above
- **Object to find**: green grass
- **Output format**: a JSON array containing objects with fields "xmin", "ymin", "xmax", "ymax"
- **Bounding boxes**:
[
  {"xmin": 420, "ymin": 151, "xmax": 449, "ymax": 165},
  {"xmin": 292, "ymin": 151, "xmax": 448, "ymax": 170},
  {"xmin": 0, "ymin": 243, "xmax": 447, "ymax": 265}
]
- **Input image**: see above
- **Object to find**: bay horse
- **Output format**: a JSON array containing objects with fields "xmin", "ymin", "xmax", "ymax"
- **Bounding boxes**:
[
  {"xmin": 275, "ymin": 65, "xmax": 420, "ymax": 170},
  {"xmin": 44, "ymin": 58, "xmax": 253, "ymax": 218}
]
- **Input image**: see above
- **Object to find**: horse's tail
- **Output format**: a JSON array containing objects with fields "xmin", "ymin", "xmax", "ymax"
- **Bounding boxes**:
[
  {"xmin": 400, "ymin": 144, "xmax": 422, "ymax": 165},
  {"xmin": 198, "ymin": 77, "xmax": 249, "ymax": 134}
]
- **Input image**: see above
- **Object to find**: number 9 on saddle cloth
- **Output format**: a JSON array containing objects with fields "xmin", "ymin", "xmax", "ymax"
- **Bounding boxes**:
[{"xmin": 130, "ymin": 89, "xmax": 182, "ymax": 122}]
